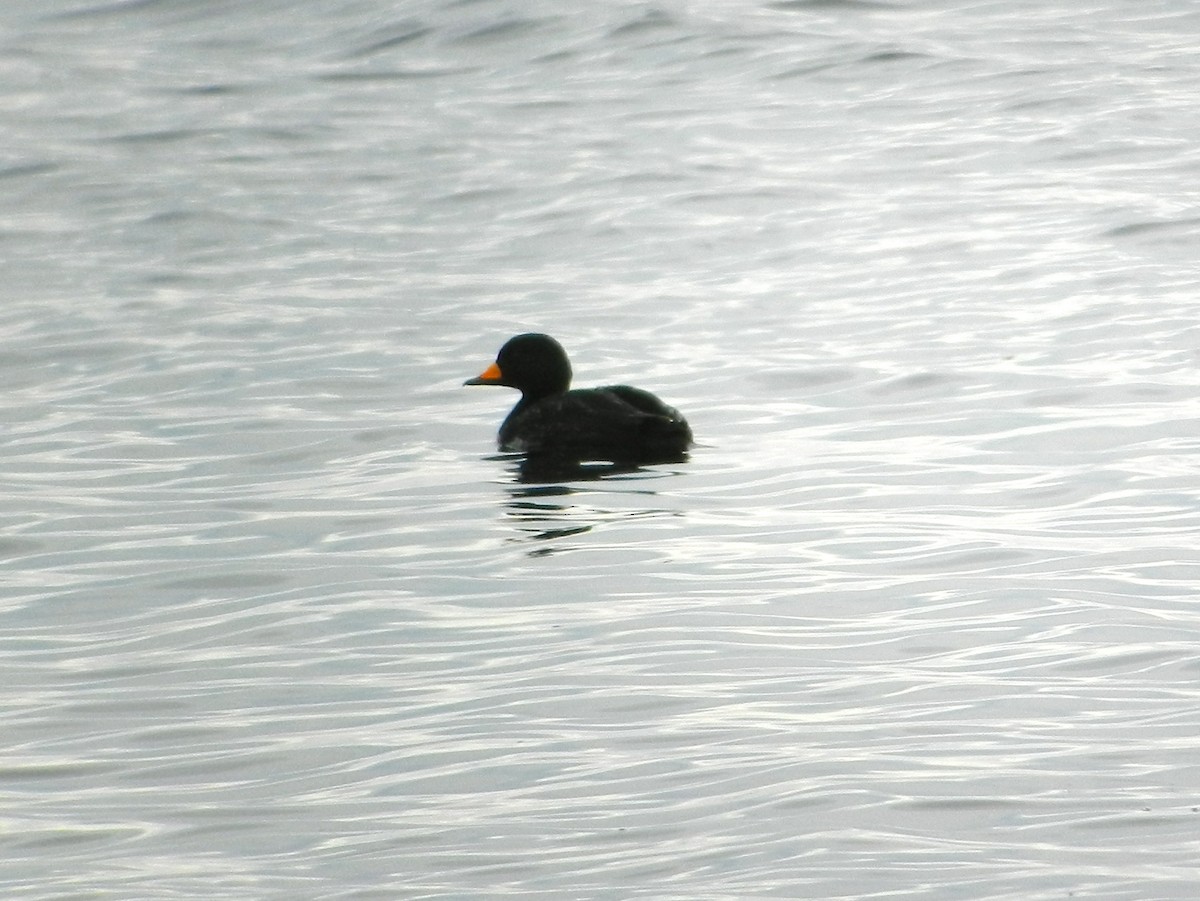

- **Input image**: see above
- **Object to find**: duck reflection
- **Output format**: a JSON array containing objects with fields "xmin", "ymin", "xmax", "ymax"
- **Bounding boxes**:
[
  {"xmin": 512, "ymin": 453, "xmax": 684, "ymax": 485},
  {"xmin": 490, "ymin": 452, "xmax": 688, "ymax": 545}
]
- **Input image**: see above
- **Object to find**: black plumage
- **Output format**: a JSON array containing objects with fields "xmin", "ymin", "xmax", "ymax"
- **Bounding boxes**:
[{"xmin": 465, "ymin": 333, "xmax": 692, "ymax": 462}]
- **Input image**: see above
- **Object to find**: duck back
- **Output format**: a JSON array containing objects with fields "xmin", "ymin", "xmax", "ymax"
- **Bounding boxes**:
[{"xmin": 500, "ymin": 385, "xmax": 692, "ymax": 461}]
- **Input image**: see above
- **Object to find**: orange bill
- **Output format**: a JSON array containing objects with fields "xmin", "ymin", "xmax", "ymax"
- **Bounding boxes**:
[{"xmin": 464, "ymin": 361, "xmax": 503, "ymax": 385}]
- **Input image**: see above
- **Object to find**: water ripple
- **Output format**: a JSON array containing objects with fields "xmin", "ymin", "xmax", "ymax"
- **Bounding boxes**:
[{"xmin": 3, "ymin": 0, "xmax": 1200, "ymax": 897}]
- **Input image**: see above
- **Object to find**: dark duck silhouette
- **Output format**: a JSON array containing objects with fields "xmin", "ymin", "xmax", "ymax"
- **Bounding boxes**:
[{"xmin": 465, "ymin": 333, "xmax": 692, "ymax": 462}]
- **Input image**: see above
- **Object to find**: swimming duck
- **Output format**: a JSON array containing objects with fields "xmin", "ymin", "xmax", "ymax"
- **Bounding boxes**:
[{"xmin": 465, "ymin": 333, "xmax": 692, "ymax": 461}]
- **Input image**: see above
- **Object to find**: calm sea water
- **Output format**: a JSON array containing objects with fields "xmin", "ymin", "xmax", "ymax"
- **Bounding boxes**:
[{"xmin": 3, "ymin": 0, "xmax": 1199, "ymax": 898}]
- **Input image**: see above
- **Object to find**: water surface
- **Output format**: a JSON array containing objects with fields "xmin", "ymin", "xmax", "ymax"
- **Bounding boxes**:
[{"xmin": 2, "ymin": 0, "xmax": 1199, "ymax": 898}]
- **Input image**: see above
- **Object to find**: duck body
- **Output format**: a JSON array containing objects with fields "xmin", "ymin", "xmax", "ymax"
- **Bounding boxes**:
[
  {"xmin": 498, "ymin": 384, "xmax": 692, "ymax": 458},
  {"xmin": 466, "ymin": 333, "xmax": 692, "ymax": 462}
]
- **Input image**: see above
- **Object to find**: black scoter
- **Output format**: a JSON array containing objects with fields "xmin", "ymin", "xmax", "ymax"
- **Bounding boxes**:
[{"xmin": 465, "ymin": 333, "xmax": 692, "ymax": 461}]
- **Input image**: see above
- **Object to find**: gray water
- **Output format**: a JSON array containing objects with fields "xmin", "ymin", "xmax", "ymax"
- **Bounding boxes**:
[{"xmin": 3, "ymin": 1, "xmax": 1200, "ymax": 898}]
